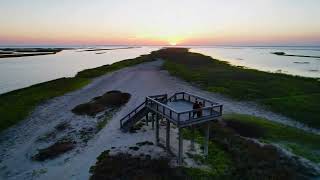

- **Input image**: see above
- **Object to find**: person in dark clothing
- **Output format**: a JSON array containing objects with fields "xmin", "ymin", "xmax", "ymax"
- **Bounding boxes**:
[
  {"xmin": 197, "ymin": 102, "xmax": 203, "ymax": 117},
  {"xmin": 192, "ymin": 101, "xmax": 199, "ymax": 118}
]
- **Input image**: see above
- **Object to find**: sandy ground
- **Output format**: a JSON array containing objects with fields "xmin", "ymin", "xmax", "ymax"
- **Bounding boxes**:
[{"xmin": 0, "ymin": 60, "xmax": 319, "ymax": 180}]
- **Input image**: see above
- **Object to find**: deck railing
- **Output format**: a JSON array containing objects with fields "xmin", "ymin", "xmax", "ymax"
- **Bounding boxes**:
[
  {"xmin": 120, "ymin": 92, "xmax": 223, "ymax": 129},
  {"xmin": 146, "ymin": 92, "xmax": 223, "ymax": 127},
  {"xmin": 168, "ymin": 92, "xmax": 220, "ymax": 106}
]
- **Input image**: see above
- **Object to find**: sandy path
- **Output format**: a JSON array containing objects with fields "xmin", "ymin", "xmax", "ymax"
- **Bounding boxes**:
[{"xmin": 0, "ymin": 60, "xmax": 319, "ymax": 180}]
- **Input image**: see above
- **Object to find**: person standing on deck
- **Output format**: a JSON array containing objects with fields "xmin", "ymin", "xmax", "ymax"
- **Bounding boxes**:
[
  {"xmin": 198, "ymin": 102, "xmax": 203, "ymax": 117},
  {"xmin": 193, "ymin": 101, "xmax": 199, "ymax": 118}
]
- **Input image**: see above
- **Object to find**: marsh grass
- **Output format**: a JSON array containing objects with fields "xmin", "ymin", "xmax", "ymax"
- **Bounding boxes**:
[
  {"xmin": 157, "ymin": 48, "xmax": 320, "ymax": 128},
  {"xmin": 224, "ymin": 114, "xmax": 320, "ymax": 163},
  {"xmin": 182, "ymin": 128, "xmax": 234, "ymax": 178},
  {"xmin": 183, "ymin": 118, "xmax": 319, "ymax": 178}
]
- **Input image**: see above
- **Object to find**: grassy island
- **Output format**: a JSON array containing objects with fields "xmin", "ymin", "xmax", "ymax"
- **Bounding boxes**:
[{"xmin": 0, "ymin": 48, "xmax": 65, "ymax": 58}]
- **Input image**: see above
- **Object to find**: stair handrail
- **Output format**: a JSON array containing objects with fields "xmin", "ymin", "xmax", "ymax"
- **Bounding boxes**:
[{"xmin": 120, "ymin": 101, "xmax": 146, "ymax": 128}]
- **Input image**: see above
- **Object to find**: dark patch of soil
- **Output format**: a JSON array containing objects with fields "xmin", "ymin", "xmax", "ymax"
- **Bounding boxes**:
[
  {"xmin": 129, "ymin": 146, "xmax": 140, "ymax": 151},
  {"xmin": 89, "ymin": 151, "xmax": 186, "ymax": 180},
  {"xmin": 72, "ymin": 90, "xmax": 131, "ymax": 116},
  {"xmin": 225, "ymin": 119, "xmax": 266, "ymax": 138},
  {"xmin": 136, "ymin": 141, "xmax": 154, "ymax": 146},
  {"xmin": 32, "ymin": 139, "xmax": 75, "ymax": 161}
]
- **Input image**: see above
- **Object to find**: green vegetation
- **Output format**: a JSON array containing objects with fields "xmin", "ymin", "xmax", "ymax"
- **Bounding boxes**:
[
  {"xmin": 0, "ymin": 78, "xmax": 90, "ymax": 132},
  {"xmin": 224, "ymin": 114, "xmax": 320, "ymax": 163},
  {"xmin": 182, "ymin": 118, "xmax": 320, "ymax": 179},
  {"xmin": 96, "ymin": 108, "xmax": 119, "ymax": 131},
  {"xmin": 182, "ymin": 129, "xmax": 233, "ymax": 178},
  {"xmin": 155, "ymin": 48, "xmax": 320, "ymax": 128},
  {"xmin": 0, "ymin": 55, "xmax": 154, "ymax": 132},
  {"xmin": 90, "ymin": 150, "xmax": 187, "ymax": 180}
]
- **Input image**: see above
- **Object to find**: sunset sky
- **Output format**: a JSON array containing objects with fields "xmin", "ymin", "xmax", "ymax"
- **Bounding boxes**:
[{"xmin": 1, "ymin": 0, "xmax": 320, "ymax": 46}]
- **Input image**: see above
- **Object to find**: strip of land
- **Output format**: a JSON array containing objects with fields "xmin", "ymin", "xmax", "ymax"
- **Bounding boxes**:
[
  {"xmin": 272, "ymin": 51, "xmax": 320, "ymax": 58},
  {"xmin": 81, "ymin": 46, "xmax": 140, "ymax": 52},
  {"xmin": 0, "ymin": 48, "xmax": 64, "ymax": 58}
]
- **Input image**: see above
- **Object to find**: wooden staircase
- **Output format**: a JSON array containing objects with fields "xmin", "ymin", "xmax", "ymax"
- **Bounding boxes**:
[
  {"xmin": 120, "ymin": 94, "xmax": 168, "ymax": 132},
  {"xmin": 120, "ymin": 102, "xmax": 150, "ymax": 132}
]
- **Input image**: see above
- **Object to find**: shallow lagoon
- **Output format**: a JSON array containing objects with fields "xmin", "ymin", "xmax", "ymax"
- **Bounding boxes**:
[
  {"xmin": 1, "ymin": 46, "xmax": 319, "ymax": 94},
  {"xmin": 0, "ymin": 47, "xmax": 158, "ymax": 94},
  {"xmin": 190, "ymin": 46, "xmax": 320, "ymax": 78}
]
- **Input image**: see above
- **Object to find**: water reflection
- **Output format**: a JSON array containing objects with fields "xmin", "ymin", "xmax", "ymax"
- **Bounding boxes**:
[
  {"xmin": 190, "ymin": 46, "xmax": 320, "ymax": 78},
  {"xmin": 0, "ymin": 47, "xmax": 159, "ymax": 94}
]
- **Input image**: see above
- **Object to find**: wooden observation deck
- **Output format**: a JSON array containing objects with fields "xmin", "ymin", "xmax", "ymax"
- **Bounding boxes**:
[{"xmin": 120, "ymin": 92, "xmax": 223, "ymax": 165}]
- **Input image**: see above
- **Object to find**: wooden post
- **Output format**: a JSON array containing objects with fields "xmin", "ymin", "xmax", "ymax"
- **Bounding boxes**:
[
  {"xmin": 178, "ymin": 128, "xmax": 183, "ymax": 166},
  {"xmin": 155, "ymin": 114, "xmax": 159, "ymax": 145},
  {"xmin": 152, "ymin": 113, "xmax": 155, "ymax": 130},
  {"xmin": 146, "ymin": 112, "xmax": 149, "ymax": 126},
  {"xmin": 166, "ymin": 120, "xmax": 170, "ymax": 151},
  {"xmin": 204, "ymin": 122, "xmax": 210, "ymax": 157},
  {"xmin": 190, "ymin": 126, "xmax": 195, "ymax": 151}
]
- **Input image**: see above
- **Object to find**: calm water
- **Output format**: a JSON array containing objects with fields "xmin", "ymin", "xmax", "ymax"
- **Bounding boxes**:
[
  {"xmin": 0, "ymin": 47, "xmax": 158, "ymax": 94},
  {"xmin": 1, "ymin": 46, "xmax": 320, "ymax": 95},
  {"xmin": 190, "ymin": 46, "xmax": 320, "ymax": 78}
]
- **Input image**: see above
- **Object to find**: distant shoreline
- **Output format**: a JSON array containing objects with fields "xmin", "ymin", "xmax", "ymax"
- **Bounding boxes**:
[
  {"xmin": 0, "ymin": 48, "xmax": 64, "ymax": 58},
  {"xmin": 272, "ymin": 51, "xmax": 320, "ymax": 59},
  {"xmin": 80, "ymin": 46, "xmax": 141, "ymax": 52}
]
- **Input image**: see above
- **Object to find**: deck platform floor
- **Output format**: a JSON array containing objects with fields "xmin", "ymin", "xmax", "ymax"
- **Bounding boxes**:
[{"xmin": 161, "ymin": 100, "xmax": 218, "ymax": 123}]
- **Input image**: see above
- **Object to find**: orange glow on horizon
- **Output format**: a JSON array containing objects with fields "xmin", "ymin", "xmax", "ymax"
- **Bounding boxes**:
[{"xmin": 169, "ymin": 41, "xmax": 177, "ymax": 46}]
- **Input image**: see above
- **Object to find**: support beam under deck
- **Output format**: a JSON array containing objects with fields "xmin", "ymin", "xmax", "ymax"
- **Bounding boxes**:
[
  {"xmin": 166, "ymin": 120, "xmax": 170, "ymax": 151},
  {"xmin": 204, "ymin": 122, "xmax": 210, "ymax": 157},
  {"xmin": 155, "ymin": 114, "xmax": 159, "ymax": 145},
  {"xmin": 178, "ymin": 128, "xmax": 183, "ymax": 166},
  {"xmin": 190, "ymin": 126, "xmax": 195, "ymax": 151}
]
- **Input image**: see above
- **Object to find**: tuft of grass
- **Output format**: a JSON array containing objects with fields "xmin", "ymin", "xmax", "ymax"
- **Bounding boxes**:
[
  {"xmin": 96, "ymin": 108, "xmax": 119, "ymax": 131},
  {"xmin": 0, "ymin": 55, "xmax": 154, "ymax": 132},
  {"xmin": 158, "ymin": 48, "xmax": 320, "ymax": 129},
  {"xmin": 224, "ymin": 114, "xmax": 320, "ymax": 163}
]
